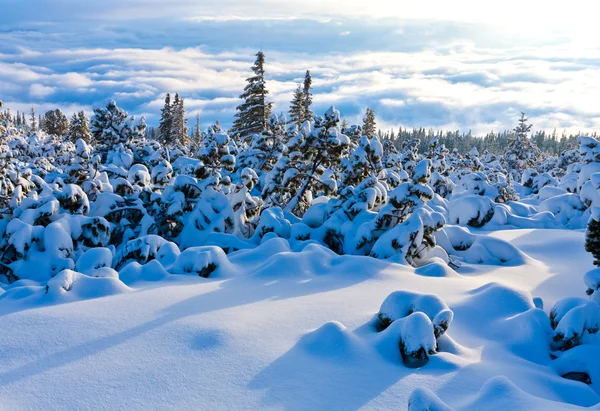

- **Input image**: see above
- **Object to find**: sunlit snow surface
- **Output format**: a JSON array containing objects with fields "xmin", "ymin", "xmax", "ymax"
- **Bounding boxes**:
[{"xmin": 0, "ymin": 229, "xmax": 599, "ymax": 410}]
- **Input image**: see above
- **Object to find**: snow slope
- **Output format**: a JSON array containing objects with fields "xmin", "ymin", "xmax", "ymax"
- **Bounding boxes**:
[{"xmin": 0, "ymin": 229, "xmax": 599, "ymax": 410}]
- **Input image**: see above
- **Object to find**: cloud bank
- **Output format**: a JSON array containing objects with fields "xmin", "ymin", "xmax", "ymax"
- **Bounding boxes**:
[{"xmin": 1, "ymin": 0, "xmax": 599, "ymax": 134}]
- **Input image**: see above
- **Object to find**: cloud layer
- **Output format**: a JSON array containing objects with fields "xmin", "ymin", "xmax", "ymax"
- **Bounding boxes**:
[{"xmin": 1, "ymin": 1, "xmax": 599, "ymax": 134}]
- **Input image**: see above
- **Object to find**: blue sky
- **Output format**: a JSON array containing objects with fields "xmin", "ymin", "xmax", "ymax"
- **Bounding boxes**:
[{"xmin": 1, "ymin": 0, "xmax": 599, "ymax": 134}]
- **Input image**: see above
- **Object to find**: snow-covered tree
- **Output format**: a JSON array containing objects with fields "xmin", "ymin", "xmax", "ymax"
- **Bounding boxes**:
[
  {"xmin": 66, "ymin": 111, "xmax": 91, "ymax": 143},
  {"xmin": 263, "ymin": 106, "xmax": 349, "ymax": 217},
  {"xmin": 192, "ymin": 112, "xmax": 202, "ymax": 149},
  {"xmin": 503, "ymin": 112, "xmax": 540, "ymax": 181},
  {"xmin": 91, "ymin": 100, "xmax": 129, "ymax": 148},
  {"xmin": 288, "ymin": 84, "xmax": 305, "ymax": 126},
  {"xmin": 303, "ymin": 70, "xmax": 313, "ymax": 123},
  {"xmin": 169, "ymin": 94, "xmax": 189, "ymax": 146},
  {"xmin": 41, "ymin": 109, "xmax": 70, "ymax": 136},
  {"xmin": 231, "ymin": 51, "xmax": 273, "ymax": 138},
  {"xmin": 362, "ymin": 108, "xmax": 376, "ymax": 138},
  {"xmin": 157, "ymin": 93, "xmax": 173, "ymax": 145},
  {"xmin": 29, "ymin": 107, "xmax": 37, "ymax": 132}
]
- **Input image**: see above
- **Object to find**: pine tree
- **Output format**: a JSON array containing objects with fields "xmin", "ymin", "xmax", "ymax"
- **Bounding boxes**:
[
  {"xmin": 363, "ymin": 108, "xmax": 376, "ymax": 137},
  {"xmin": 303, "ymin": 70, "xmax": 313, "ymax": 123},
  {"xmin": 41, "ymin": 109, "xmax": 70, "ymax": 136},
  {"xmin": 263, "ymin": 106, "xmax": 349, "ymax": 217},
  {"xmin": 169, "ymin": 93, "xmax": 189, "ymax": 146},
  {"xmin": 193, "ymin": 112, "xmax": 202, "ymax": 148},
  {"xmin": 157, "ymin": 93, "xmax": 172, "ymax": 145},
  {"xmin": 90, "ymin": 100, "xmax": 129, "ymax": 148},
  {"xmin": 29, "ymin": 107, "xmax": 37, "ymax": 132},
  {"xmin": 340, "ymin": 119, "xmax": 349, "ymax": 131},
  {"xmin": 503, "ymin": 112, "xmax": 540, "ymax": 181},
  {"xmin": 232, "ymin": 51, "xmax": 272, "ymax": 138},
  {"xmin": 67, "ymin": 111, "xmax": 91, "ymax": 143},
  {"xmin": 288, "ymin": 84, "xmax": 305, "ymax": 125},
  {"xmin": 515, "ymin": 112, "xmax": 532, "ymax": 139}
]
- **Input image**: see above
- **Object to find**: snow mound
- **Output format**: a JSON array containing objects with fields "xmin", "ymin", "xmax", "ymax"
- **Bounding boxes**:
[
  {"xmin": 298, "ymin": 321, "xmax": 365, "ymax": 359},
  {"xmin": 408, "ymin": 388, "xmax": 454, "ymax": 411},
  {"xmin": 553, "ymin": 345, "xmax": 600, "ymax": 391},
  {"xmin": 454, "ymin": 283, "xmax": 535, "ymax": 330},
  {"xmin": 1, "ymin": 269, "xmax": 130, "ymax": 308},
  {"xmin": 76, "ymin": 247, "xmax": 113, "ymax": 275},
  {"xmin": 414, "ymin": 258, "xmax": 460, "ymax": 277},
  {"xmin": 45, "ymin": 269, "xmax": 130, "ymax": 301},
  {"xmin": 118, "ymin": 259, "xmax": 172, "ymax": 284}
]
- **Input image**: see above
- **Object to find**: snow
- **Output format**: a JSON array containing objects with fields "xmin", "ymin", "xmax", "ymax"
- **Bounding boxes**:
[
  {"xmin": 0, "ymin": 228, "xmax": 599, "ymax": 410},
  {"xmin": 3, "ymin": 103, "xmax": 600, "ymax": 410}
]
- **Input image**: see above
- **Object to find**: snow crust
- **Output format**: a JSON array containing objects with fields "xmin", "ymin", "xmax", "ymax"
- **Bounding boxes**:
[{"xmin": 1, "ymin": 229, "xmax": 599, "ymax": 410}]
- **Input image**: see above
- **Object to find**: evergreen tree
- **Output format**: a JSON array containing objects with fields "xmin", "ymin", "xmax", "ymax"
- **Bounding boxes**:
[
  {"xmin": 29, "ymin": 107, "xmax": 37, "ymax": 132},
  {"xmin": 288, "ymin": 84, "xmax": 305, "ymax": 126},
  {"xmin": 170, "ymin": 93, "xmax": 189, "ymax": 146},
  {"xmin": 157, "ymin": 93, "xmax": 172, "ymax": 145},
  {"xmin": 515, "ymin": 112, "xmax": 533, "ymax": 139},
  {"xmin": 263, "ymin": 106, "xmax": 349, "ymax": 217},
  {"xmin": 340, "ymin": 119, "xmax": 349, "ymax": 131},
  {"xmin": 362, "ymin": 108, "xmax": 376, "ymax": 137},
  {"xmin": 232, "ymin": 51, "xmax": 272, "ymax": 138},
  {"xmin": 303, "ymin": 70, "xmax": 313, "ymax": 122},
  {"xmin": 503, "ymin": 112, "xmax": 540, "ymax": 180},
  {"xmin": 193, "ymin": 112, "xmax": 202, "ymax": 148},
  {"xmin": 90, "ymin": 100, "xmax": 129, "ymax": 148},
  {"xmin": 41, "ymin": 109, "xmax": 70, "ymax": 136},
  {"xmin": 66, "ymin": 111, "xmax": 91, "ymax": 143}
]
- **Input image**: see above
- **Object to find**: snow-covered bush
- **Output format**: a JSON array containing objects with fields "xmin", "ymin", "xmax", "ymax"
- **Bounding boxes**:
[
  {"xmin": 547, "ymin": 202, "xmax": 600, "ymax": 384},
  {"xmin": 376, "ymin": 291, "xmax": 453, "ymax": 366},
  {"xmin": 0, "ymin": 101, "xmax": 594, "ymax": 305}
]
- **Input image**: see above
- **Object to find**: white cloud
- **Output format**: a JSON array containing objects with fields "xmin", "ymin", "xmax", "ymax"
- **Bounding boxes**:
[
  {"xmin": 56, "ymin": 72, "xmax": 93, "ymax": 88},
  {"xmin": 29, "ymin": 83, "xmax": 55, "ymax": 98}
]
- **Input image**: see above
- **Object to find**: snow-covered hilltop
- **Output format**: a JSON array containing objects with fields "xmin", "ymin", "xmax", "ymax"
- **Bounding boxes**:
[{"xmin": 1, "ymin": 54, "xmax": 600, "ymax": 410}]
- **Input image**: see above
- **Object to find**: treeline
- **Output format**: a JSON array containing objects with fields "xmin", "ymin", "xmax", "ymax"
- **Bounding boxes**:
[
  {"xmin": 2, "ymin": 49, "xmax": 596, "ymax": 157},
  {"xmin": 381, "ymin": 128, "xmax": 590, "ymax": 156}
]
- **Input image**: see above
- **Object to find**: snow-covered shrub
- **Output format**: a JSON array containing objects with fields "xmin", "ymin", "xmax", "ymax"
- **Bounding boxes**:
[
  {"xmin": 376, "ymin": 291, "xmax": 453, "ymax": 366},
  {"xmin": 169, "ymin": 246, "xmax": 229, "ymax": 278},
  {"xmin": 448, "ymin": 195, "xmax": 494, "ymax": 227},
  {"xmin": 546, "ymin": 202, "xmax": 600, "ymax": 384},
  {"xmin": 114, "ymin": 235, "xmax": 180, "ymax": 270}
]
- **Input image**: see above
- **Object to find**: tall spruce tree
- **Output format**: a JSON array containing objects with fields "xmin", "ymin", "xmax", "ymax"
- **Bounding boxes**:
[
  {"xmin": 157, "ymin": 93, "xmax": 172, "ymax": 145},
  {"xmin": 289, "ymin": 84, "xmax": 305, "ymax": 126},
  {"xmin": 193, "ymin": 112, "xmax": 202, "ymax": 148},
  {"xmin": 170, "ymin": 93, "xmax": 189, "ymax": 146},
  {"xmin": 303, "ymin": 70, "xmax": 313, "ymax": 122},
  {"xmin": 363, "ymin": 108, "xmax": 376, "ymax": 137},
  {"xmin": 29, "ymin": 107, "xmax": 37, "ymax": 132},
  {"xmin": 232, "ymin": 51, "xmax": 272, "ymax": 138}
]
